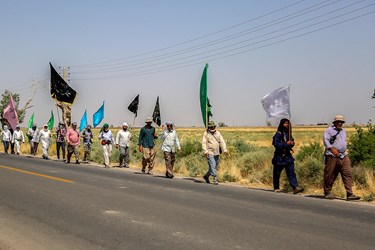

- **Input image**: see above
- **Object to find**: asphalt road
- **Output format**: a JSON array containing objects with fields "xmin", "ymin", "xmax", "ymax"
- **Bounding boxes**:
[{"xmin": 0, "ymin": 153, "xmax": 374, "ymax": 250}]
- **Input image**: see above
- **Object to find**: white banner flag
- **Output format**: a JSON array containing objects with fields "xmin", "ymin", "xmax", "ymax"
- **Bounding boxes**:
[{"xmin": 261, "ymin": 86, "xmax": 290, "ymax": 119}]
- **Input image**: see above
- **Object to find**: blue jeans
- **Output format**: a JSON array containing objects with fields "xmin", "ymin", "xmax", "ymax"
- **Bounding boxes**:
[
  {"xmin": 3, "ymin": 141, "xmax": 9, "ymax": 153},
  {"xmin": 206, "ymin": 155, "xmax": 220, "ymax": 177},
  {"xmin": 273, "ymin": 162, "xmax": 299, "ymax": 190}
]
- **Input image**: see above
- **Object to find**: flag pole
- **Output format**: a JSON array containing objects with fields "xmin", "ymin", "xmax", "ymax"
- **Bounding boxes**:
[{"xmin": 132, "ymin": 114, "xmax": 136, "ymax": 129}]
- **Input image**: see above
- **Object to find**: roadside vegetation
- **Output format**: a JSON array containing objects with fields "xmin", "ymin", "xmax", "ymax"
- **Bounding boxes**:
[{"xmin": 13, "ymin": 125, "xmax": 375, "ymax": 202}]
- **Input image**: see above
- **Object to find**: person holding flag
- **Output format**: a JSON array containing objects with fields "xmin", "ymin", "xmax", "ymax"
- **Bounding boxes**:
[
  {"xmin": 39, "ymin": 124, "xmax": 52, "ymax": 159},
  {"xmin": 138, "ymin": 117, "xmax": 158, "ymax": 174},
  {"xmin": 272, "ymin": 118, "xmax": 304, "ymax": 194},
  {"xmin": 202, "ymin": 121, "xmax": 228, "ymax": 185},
  {"xmin": 12, "ymin": 125, "xmax": 25, "ymax": 155}
]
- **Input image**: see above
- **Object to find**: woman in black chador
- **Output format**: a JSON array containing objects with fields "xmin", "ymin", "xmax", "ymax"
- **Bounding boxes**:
[{"xmin": 272, "ymin": 118, "xmax": 304, "ymax": 194}]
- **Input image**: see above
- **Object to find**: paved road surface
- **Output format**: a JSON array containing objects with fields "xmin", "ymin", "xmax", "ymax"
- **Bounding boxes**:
[{"xmin": 0, "ymin": 153, "xmax": 374, "ymax": 250}]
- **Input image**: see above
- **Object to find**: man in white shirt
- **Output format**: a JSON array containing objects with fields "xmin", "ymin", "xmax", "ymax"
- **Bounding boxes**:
[
  {"xmin": 27, "ymin": 124, "xmax": 40, "ymax": 156},
  {"xmin": 12, "ymin": 125, "xmax": 25, "ymax": 155},
  {"xmin": 160, "ymin": 121, "xmax": 181, "ymax": 178},
  {"xmin": 115, "ymin": 122, "xmax": 132, "ymax": 168},
  {"xmin": 39, "ymin": 124, "xmax": 52, "ymax": 159},
  {"xmin": 1, "ymin": 125, "xmax": 12, "ymax": 154}
]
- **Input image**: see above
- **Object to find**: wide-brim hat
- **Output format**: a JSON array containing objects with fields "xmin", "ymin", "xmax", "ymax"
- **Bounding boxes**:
[
  {"xmin": 333, "ymin": 115, "xmax": 345, "ymax": 123},
  {"xmin": 207, "ymin": 121, "xmax": 216, "ymax": 127},
  {"xmin": 145, "ymin": 117, "xmax": 153, "ymax": 123}
]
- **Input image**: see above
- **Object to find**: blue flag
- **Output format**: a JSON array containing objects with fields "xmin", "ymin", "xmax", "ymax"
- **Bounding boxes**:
[
  {"xmin": 80, "ymin": 110, "xmax": 87, "ymax": 132},
  {"xmin": 93, "ymin": 102, "xmax": 105, "ymax": 128}
]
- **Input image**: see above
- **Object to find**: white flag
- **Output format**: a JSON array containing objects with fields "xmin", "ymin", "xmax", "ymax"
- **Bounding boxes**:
[{"xmin": 261, "ymin": 86, "xmax": 290, "ymax": 119}]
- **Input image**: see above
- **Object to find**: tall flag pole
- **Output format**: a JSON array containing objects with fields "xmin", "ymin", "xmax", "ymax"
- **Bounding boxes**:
[
  {"xmin": 3, "ymin": 94, "xmax": 19, "ymax": 130},
  {"xmin": 200, "ymin": 63, "xmax": 209, "ymax": 127},
  {"xmin": 80, "ymin": 110, "xmax": 88, "ymax": 132},
  {"xmin": 93, "ymin": 101, "xmax": 105, "ymax": 128},
  {"xmin": 128, "ymin": 94, "xmax": 139, "ymax": 128},
  {"xmin": 152, "ymin": 96, "xmax": 161, "ymax": 127}
]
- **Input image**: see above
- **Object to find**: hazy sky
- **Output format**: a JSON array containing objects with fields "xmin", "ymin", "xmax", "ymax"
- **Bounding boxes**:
[{"xmin": 1, "ymin": 0, "xmax": 375, "ymax": 127}]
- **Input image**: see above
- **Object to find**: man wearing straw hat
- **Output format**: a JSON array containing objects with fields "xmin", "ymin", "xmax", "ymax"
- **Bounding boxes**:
[
  {"xmin": 323, "ymin": 115, "xmax": 360, "ymax": 201},
  {"xmin": 202, "ymin": 121, "xmax": 228, "ymax": 185},
  {"xmin": 138, "ymin": 117, "xmax": 158, "ymax": 174}
]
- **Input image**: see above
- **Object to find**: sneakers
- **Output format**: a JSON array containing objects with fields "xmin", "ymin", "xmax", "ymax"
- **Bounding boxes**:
[
  {"xmin": 203, "ymin": 175, "xmax": 210, "ymax": 184},
  {"xmin": 346, "ymin": 194, "xmax": 361, "ymax": 201},
  {"xmin": 293, "ymin": 187, "xmax": 304, "ymax": 194},
  {"xmin": 274, "ymin": 189, "xmax": 283, "ymax": 193},
  {"xmin": 213, "ymin": 177, "xmax": 218, "ymax": 185},
  {"xmin": 325, "ymin": 193, "xmax": 335, "ymax": 199},
  {"xmin": 147, "ymin": 170, "xmax": 153, "ymax": 175},
  {"xmin": 141, "ymin": 169, "xmax": 145, "ymax": 174}
]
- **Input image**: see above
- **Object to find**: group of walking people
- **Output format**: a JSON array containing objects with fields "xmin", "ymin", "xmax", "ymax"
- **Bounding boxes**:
[{"xmin": 0, "ymin": 114, "xmax": 361, "ymax": 200}]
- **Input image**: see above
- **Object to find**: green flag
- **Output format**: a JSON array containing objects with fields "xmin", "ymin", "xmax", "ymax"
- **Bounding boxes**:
[
  {"xmin": 200, "ymin": 64, "xmax": 209, "ymax": 127},
  {"xmin": 47, "ymin": 111, "xmax": 54, "ymax": 130},
  {"xmin": 28, "ymin": 113, "xmax": 34, "ymax": 129},
  {"xmin": 199, "ymin": 64, "xmax": 213, "ymax": 127}
]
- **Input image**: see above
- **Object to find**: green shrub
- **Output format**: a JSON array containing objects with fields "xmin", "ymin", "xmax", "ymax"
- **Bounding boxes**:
[
  {"xmin": 363, "ymin": 193, "xmax": 374, "ymax": 202},
  {"xmin": 222, "ymin": 171, "xmax": 238, "ymax": 182},
  {"xmin": 351, "ymin": 166, "xmax": 368, "ymax": 187},
  {"xmin": 295, "ymin": 157, "xmax": 323, "ymax": 186},
  {"xmin": 184, "ymin": 156, "xmax": 205, "ymax": 177},
  {"xmin": 237, "ymin": 149, "xmax": 270, "ymax": 178},
  {"xmin": 179, "ymin": 139, "xmax": 202, "ymax": 157},
  {"xmin": 348, "ymin": 122, "xmax": 375, "ymax": 170},
  {"xmin": 295, "ymin": 142, "xmax": 324, "ymax": 162}
]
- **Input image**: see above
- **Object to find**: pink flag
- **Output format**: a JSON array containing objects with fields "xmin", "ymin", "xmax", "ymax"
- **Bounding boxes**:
[{"xmin": 3, "ymin": 95, "xmax": 19, "ymax": 130}]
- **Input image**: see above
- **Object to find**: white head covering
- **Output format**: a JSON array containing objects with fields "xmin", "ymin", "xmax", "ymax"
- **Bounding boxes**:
[{"xmin": 122, "ymin": 122, "xmax": 128, "ymax": 127}]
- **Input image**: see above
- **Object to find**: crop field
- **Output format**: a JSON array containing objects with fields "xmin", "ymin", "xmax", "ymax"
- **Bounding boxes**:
[{"xmin": 6, "ymin": 126, "xmax": 375, "ymax": 202}]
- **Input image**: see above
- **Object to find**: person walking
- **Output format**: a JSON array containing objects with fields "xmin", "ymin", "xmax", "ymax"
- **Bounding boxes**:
[
  {"xmin": 138, "ymin": 117, "xmax": 158, "ymax": 174},
  {"xmin": 160, "ymin": 121, "xmax": 181, "ymax": 178},
  {"xmin": 1, "ymin": 125, "xmax": 12, "ymax": 154},
  {"xmin": 323, "ymin": 115, "xmax": 360, "ymax": 200},
  {"xmin": 272, "ymin": 118, "xmax": 304, "ymax": 194},
  {"xmin": 12, "ymin": 125, "xmax": 25, "ymax": 155},
  {"xmin": 81, "ymin": 125, "xmax": 93, "ymax": 163},
  {"xmin": 115, "ymin": 122, "xmax": 132, "ymax": 168},
  {"xmin": 202, "ymin": 121, "xmax": 228, "ymax": 185},
  {"xmin": 56, "ymin": 122, "xmax": 67, "ymax": 161},
  {"xmin": 9, "ymin": 127, "xmax": 15, "ymax": 154},
  {"xmin": 66, "ymin": 122, "xmax": 80, "ymax": 164},
  {"xmin": 27, "ymin": 124, "xmax": 40, "ymax": 156},
  {"xmin": 98, "ymin": 123, "xmax": 115, "ymax": 168},
  {"xmin": 39, "ymin": 124, "xmax": 52, "ymax": 159}
]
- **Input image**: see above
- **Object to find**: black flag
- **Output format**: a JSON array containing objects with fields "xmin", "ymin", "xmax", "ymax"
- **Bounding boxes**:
[
  {"xmin": 127, "ymin": 94, "xmax": 139, "ymax": 117},
  {"xmin": 50, "ymin": 62, "xmax": 77, "ymax": 104},
  {"xmin": 152, "ymin": 96, "xmax": 161, "ymax": 126}
]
